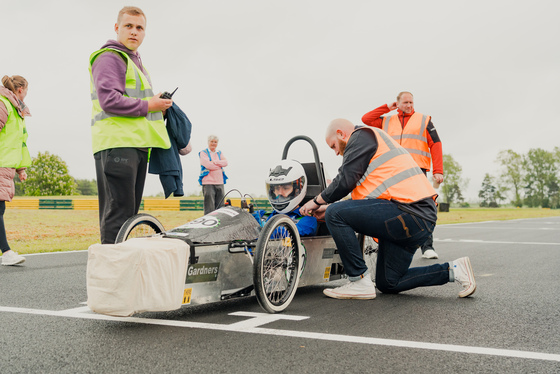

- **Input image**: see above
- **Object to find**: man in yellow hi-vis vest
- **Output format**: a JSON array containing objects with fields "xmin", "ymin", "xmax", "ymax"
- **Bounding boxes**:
[{"xmin": 89, "ymin": 6, "xmax": 172, "ymax": 244}]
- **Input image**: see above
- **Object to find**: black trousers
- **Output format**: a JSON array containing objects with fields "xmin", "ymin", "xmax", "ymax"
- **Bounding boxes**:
[
  {"xmin": 94, "ymin": 148, "xmax": 148, "ymax": 244},
  {"xmin": 420, "ymin": 168, "xmax": 436, "ymax": 252},
  {"xmin": 0, "ymin": 201, "xmax": 11, "ymax": 253}
]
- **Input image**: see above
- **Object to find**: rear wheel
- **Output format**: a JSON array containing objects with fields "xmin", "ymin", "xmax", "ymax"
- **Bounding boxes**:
[
  {"xmin": 253, "ymin": 215, "xmax": 301, "ymax": 313},
  {"xmin": 115, "ymin": 213, "xmax": 165, "ymax": 243}
]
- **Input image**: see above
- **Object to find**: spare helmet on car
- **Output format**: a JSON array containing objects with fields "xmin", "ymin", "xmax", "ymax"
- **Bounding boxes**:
[{"xmin": 265, "ymin": 159, "xmax": 307, "ymax": 214}]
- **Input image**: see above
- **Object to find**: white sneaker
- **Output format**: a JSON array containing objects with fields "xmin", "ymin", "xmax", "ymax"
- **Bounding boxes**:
[
  {"xmin": 451, "ymin": 257, "xmax": 476, "ymax": 297},
  {"xmin": 422, "ymin": 249, "xmax": 439, "ymax": 259},
  {"xmin": 1, "ymin": 250, "xmax": 26, "ymax": 266},
  {"xmin": 323, "ymin": 275, "xmax": 376, "ymax": 300}
]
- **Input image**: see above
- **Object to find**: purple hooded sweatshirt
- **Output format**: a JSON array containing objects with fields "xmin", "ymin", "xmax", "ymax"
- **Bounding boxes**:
[{"xmin": 90, "ymin": 40, "xmax": 151, "ymax": 117}]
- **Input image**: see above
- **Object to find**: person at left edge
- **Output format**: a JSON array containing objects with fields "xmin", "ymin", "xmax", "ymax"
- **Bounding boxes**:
[
  {"xmin": 89, "ymin": 6, "xmax": 172, "ymax": 244},
  {"xmin": 0, "ymin": 75, "xmax": 31, "ymax": 265}
]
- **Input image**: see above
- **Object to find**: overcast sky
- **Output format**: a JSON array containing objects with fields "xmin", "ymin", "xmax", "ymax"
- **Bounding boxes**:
[{"xmin": 4, "ymin": 0, "xmax": 559, "ymax": 201}]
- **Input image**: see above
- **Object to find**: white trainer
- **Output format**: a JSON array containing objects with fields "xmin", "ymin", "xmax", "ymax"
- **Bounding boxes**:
[
  {"xmin": 1, "ymin": 250, "xmax": 26, "ymax": 266},
  {"xmin": 452, "ymin": 257, "xmax": 476, "ymax": 297},
  {"xmin": 422, "ymin": 249, "xmax": 439, "ymax": 259},
  {"xmin": 323, "ymin": 275, "xmax": 376, "ymax": 300}
]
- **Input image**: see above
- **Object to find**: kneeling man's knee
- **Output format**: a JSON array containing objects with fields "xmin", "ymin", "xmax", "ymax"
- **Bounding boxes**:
[{"xmin": 376, "ymin": 280, "xmax": 399, "ymax": 294}]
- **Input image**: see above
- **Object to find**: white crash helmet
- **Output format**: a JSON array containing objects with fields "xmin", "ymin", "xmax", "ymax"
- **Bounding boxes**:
[{"xmin": 266, "ymin": 159, "xmax": 307, "ymax": 214}]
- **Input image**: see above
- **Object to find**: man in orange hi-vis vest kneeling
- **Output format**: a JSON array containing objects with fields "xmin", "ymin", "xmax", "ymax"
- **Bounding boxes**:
[{"xmin": 299, "ymin": 119, "xmax": 475, "ymax": 301}]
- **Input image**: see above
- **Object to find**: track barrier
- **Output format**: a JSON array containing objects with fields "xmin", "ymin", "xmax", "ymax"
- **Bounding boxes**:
[{"xmin": 7, "ymin": 198, "xmax": 272, "ymax": 211}]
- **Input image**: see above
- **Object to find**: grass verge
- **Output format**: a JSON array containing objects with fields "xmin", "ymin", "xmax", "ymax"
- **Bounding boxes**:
[{"xmin": 3, "ymin": 207, "xmax": 560, "ymax": 254}]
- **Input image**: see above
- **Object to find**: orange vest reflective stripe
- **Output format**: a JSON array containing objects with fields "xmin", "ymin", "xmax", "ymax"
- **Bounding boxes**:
[
  {"xmin": 381, "ymin": 112, "xmax": 431, "ymax": 170},
  {"xmin": 351, "ymin": 127, "xmax": 437, "ymax": 203}
]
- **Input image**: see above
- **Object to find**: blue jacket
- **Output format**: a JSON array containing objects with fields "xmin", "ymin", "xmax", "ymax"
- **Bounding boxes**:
[
  {"xmin": 253, "ymin": 207, "xmax": 318, "ymax": 237},
  {"xmin": 148, "ymin": 102, "xmax": 192, "ymax": 198}
]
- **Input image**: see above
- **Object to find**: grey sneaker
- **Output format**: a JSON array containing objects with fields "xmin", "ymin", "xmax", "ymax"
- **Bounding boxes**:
[
  {"xmin": 422, "ymin": 249, "xmax": 439, "ymax": 259},
  {"xmin": 1, "ymin": 250, "xmax": 26, "ymax": 266},
  {"xmin": 451, "ymin": 257, "xmax": 476, "ymax": 297},
  {"xmin": 323, "ymin": 275, "xmax": 376, "ymax": 300}
]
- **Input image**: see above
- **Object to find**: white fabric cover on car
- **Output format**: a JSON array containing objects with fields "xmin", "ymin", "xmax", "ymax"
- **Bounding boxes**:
[{"xmin": 87, "ymin": 237, "xmax": 189, "ymax": 317}]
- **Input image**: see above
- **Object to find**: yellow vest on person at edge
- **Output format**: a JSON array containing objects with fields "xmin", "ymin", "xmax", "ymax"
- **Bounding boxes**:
[
  {"xmin": 351, "ymin": 127, "xmax": 436, "ymax": 203},
  {"xmin": 382, "ymin": 112, "xmax": 431, "ymax": 170},
  {"xmin": 89, "ymin": 48, "xmax": 170, "ymax": 154},
  {"xmin": 0, "ymin": 95, "xmax": 31, "ymax": 169}
]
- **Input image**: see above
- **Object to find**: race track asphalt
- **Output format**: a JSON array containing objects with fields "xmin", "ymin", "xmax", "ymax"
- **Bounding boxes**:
[{"xmin": 1, "ymin": 216, "xmax": 559, "ymax": 373}]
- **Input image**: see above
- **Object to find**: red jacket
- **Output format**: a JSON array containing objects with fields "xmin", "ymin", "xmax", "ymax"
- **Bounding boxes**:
[{"xmin": 362, "ymin": 104, "xmax": 443, "ymax": 175}]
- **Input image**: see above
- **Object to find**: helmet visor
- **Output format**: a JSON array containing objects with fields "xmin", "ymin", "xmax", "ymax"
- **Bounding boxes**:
[{"xmin": 267, "ymin": 182, "xmax": 296, "ymax": 205}]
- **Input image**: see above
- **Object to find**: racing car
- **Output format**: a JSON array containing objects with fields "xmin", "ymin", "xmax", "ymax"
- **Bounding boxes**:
[{"xmin": 113, "ymin": 136, "xmax": 378, "ymax": 314}]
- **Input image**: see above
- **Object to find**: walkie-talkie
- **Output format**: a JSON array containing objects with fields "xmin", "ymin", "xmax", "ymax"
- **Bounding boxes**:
[{"xmin": 160, "ymin": 87, "xmax": 178, "ymax": 100}]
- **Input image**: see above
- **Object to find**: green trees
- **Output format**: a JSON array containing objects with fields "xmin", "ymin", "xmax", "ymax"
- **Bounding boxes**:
[
  {"xmin": 496, "ymin": 150, "xmax": 524, "ymax": 207},
  {"xmin": 20, "ymin": 152, "xmax": 77, "ymax": 196},
  {"xmin": 75, "ymin": 179, "xmax": 98, "ymax": 196},
  {"xmin": 522, "ymin": 148, "xmax": 559, "ymax": 208},
  {"xmin": 478, "ymin": 173, "xmax": 504, "ymax": 207},
  {"xmin": 495, "ymin": 148, "xmax": 559, "ymax": 208},
  {"xmin": 441, "ymin": 154, "xmax": 468, "ymax": 204},
  {"xmin": 13, "ymin": 153, "xmax": 99, "ymax": 196}
]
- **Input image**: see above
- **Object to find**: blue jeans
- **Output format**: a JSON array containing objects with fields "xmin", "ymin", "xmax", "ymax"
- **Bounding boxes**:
[{"xmin": 325, "ymin": 199, "xmax": 450, "ymax": 294}]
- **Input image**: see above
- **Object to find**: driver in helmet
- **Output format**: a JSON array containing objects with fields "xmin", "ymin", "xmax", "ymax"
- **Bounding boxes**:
[{"xmin": 258, "ymin": 159, "xmax": 318, "ymax": 237}]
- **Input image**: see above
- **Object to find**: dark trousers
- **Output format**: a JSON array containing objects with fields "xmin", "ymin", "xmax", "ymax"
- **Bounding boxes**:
[
  {"xmin": 94, "ymin": 148, "xmax": 148, "ymax": 244},
  {"xmin": 325, "ymin": 198, "xmax": 449, "ymax": 294},
  {"xmin": 202, "ymin": 184, "xmax": 225, "ymax": 215},
  {"xmin": 0, "ymin": 201, "xmax": 10, "ymax": 253},
  {"xmin": 420, "ymin": 168, "xmax": 436, "ymax": 253},
  {"xmin": 421, "ymin": 234, "xmax": 434, "ymax": 252}
]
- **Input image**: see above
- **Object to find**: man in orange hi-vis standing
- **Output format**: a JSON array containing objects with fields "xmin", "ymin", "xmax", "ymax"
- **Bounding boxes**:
[{"xmin": 361, "ymin": 92, "xmax": 443, "ymax": 259}]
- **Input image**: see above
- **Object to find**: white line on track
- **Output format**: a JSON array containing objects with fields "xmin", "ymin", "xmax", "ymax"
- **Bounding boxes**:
[
  {"xmin": 434, "ymin": 239, "xmax": 559, "ymax": 246},
  {"xmin": 438, "ymin": 226, "xmax": 557, "ymax": 230},
  {"xmin": 21, "ymin": 250, "xmax": 88, "ymax": 257},
  {"xmin": 1, "ymin": 305, "xmax": 559, "ymax": 363}
]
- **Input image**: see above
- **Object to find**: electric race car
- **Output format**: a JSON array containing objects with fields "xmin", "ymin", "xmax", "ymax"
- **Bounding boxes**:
[{"xmin": 112, "ymin": 136, "xmax": 378, "ymax": 314}]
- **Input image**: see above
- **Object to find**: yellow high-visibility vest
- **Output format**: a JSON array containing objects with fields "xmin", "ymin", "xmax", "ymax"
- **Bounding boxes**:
[
  {"xmin": 89, "ymin": 48, "xmax": 170, "ymax": 154},
  {"xmin": 0, "ymin": 95, "xmax": 31, "ymax": 168}
]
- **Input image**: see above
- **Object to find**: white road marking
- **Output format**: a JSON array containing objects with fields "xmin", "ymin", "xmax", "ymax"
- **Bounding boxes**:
[
  {"xmin": 434, "ymin": 239, "xmax": 559, "ymax": 246},
  {"xmin": 228, "ymin": 311, "xmax": 309, "ymax": 328},
  {"xmin": 1, "ymin": 305, "xmax": 559, "ymax": 363},
  {"xmin": 22, "ymin": 250, "xmax": 88, "ymax": 257},
  {"xmin": 439, "ymin": 218, "xmax": 560, "ymax": 227},
  {"xmin": 438, "ymin": 226, "xmax": 557, "ymax": 230}
]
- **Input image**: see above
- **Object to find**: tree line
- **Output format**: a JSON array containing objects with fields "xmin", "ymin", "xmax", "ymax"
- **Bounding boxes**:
[
  {"xmin": 14, "ymin": 152, "xmax": 97, "ymax": 196},
  {"xmin": 14, "ymin": 148, "xmax": 560, "ymax": 208},
  {"xmin": 441, "ymin": 147, "xmax": 560, "ymax": 208}
]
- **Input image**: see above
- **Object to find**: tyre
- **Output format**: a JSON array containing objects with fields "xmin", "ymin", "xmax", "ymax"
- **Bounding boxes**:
[
  {"xmin": 253, "ymin": 214, "xmax": 301, "ymax": 313},
  {"xmin": 115, "ymin": 213, "xmax": 165, "ymax": 243}
]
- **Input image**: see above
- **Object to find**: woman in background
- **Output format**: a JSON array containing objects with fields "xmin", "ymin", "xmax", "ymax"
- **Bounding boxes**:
[{"xmin": 198, "ymin": 135, "xmax": 228, "ymax": 215}]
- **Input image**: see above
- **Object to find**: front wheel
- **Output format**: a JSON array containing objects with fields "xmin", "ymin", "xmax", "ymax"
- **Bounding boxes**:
[
  {"xmin": 115, "ymin": 213, "xmax": 165, "ymax": 243},
  {"xmin": 253, "ymin": 214, "xmax": 301, "ymax": 313}
]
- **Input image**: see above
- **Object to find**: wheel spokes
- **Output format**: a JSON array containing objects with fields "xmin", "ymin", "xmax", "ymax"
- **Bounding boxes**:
[{"xmin": 262, "ymin": 226, "xmax": 298, "ymax": 303}]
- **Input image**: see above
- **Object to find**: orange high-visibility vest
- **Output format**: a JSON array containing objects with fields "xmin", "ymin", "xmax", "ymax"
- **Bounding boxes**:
[
  {"xmin": 382, "ymin": 112, "xmax": 431, "ymax": 170},
  {"xmin": 351, "ymin": 127, "xmax": 436, "ymax": 203}
]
